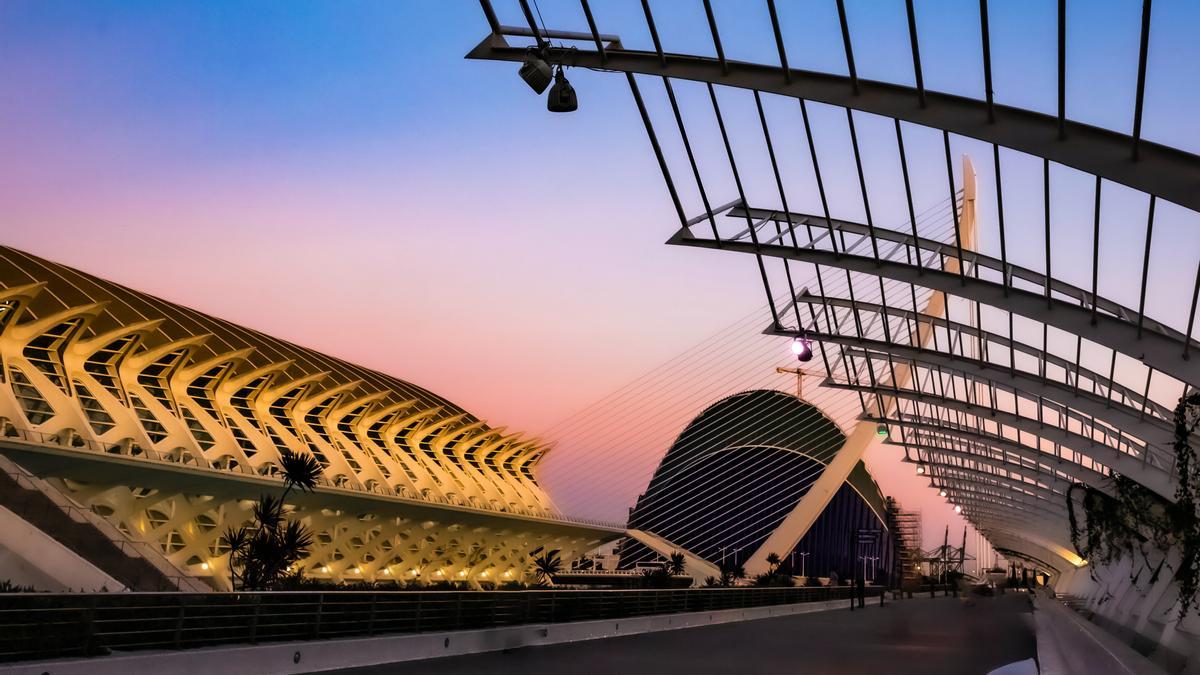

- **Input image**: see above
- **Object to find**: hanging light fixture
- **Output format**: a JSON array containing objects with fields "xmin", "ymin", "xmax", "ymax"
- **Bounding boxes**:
[
  {"xmin": 875, "ymin": 423, "xmax": 889, "ymax": 437},
  {"xmin": 547, "ymin": 65, "xmax": 578, "ymax": 112},
  {"xmin": 939, "ymin": 489, "xmax": 947, "ymax": 497},
  {"xmin": 790, "ymin": 336, "xmax": 813, "ymax": 362},
  {"xmin": 954, "ymin": 505, "xmax": 962, "ymax": 514},
  {"xmin": 915, "ymin": 466, "xmax": 925, "ymax": 475},
  {"xmin": 519, "ymin": 50, "xmax": 553, "ymax": 93}
]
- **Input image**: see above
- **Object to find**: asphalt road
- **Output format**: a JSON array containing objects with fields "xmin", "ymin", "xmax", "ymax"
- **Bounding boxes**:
[{"xmin": 327, "ymin": 592, "xmax": 1037, "ymax": 675}]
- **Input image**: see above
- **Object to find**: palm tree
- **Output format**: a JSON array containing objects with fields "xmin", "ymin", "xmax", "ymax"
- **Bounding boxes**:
[
  {"xmin": 717, "ymin": 560, "xmax": 746, "ymax": 587},
  {"xmin": 278, "ymin": 448, "xmax": 322, "ymax": 498},
  {"xmin": 765, "ymin": 552, "xmax": 781, "ymax": 574},
  {"xmin": 532, "ymin": 549, "xmax": 563, "ymax": 585},
  {"xmin": 666, "ymin": 551, "xmax": 686, "ymax": 576},
  {"xmin": 223, "ymin": 448, "xmax": 321, "ymax": 590}
]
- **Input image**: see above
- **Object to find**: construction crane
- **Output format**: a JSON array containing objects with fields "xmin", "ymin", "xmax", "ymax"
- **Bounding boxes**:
[
  {"xmin": 921, "ymin": 526, "xmax": 976, "ymax": 582},
  {"xmin": 776, "ymin": 366, "xmax": 806, "ymax": 400}
]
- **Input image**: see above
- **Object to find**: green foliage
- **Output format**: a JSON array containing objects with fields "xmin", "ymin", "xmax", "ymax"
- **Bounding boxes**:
[
  {"xmin": 640, "ymin": 567, "xmax": 674, "ymax": 588},
  {"xmin": 751, "ymin": 572, "xmax": 795, "ymax": 587},
  {"xmin": 0, "ymin": 579, "xmax": 37, "ymax": 593},
  {"xmin": 665, "ymin": 551, "xmax": 686, "ymax": 576},
  {"xmin": 708, "ymin": 560, "xmax": 746, "ymax": 587},
  {"xmin": 277, "ymin": 448, "xmax": 323, "ymax": 494},
  {"xmin": 751, "ymin": 552, "xmax": 794, "ymax": 586},
  {"xmin": 1066, "ymin": 391, "xmax": 1200, "ymax": 618},
  {"xmin": 532, "ymin": 549, "xmax": 563, "ymax": 585},
  {"xmin": 223, "ymin": 450, "xmax": 319, "ymax": 590}
]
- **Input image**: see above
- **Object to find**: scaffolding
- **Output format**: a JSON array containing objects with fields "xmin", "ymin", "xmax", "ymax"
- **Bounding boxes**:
[{"xmin": 886, "ymin": 499, "xmax": 923, "ymax": 588}]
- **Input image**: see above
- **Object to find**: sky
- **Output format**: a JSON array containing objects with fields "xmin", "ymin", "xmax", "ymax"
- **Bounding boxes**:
[{"xmin": 3, "ymin": 0, "xmax": 1198, "ymax": 558}]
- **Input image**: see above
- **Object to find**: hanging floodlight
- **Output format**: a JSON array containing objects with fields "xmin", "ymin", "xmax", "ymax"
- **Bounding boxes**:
[
  {"xmin": 790, "ymin": 336, "xmax": 813, "ymax": 362},
  {"xmin": 875, "ymin": 423, "xmax": 888, "ymax": 437},
  {"xmin": 915, "ymin": 466, "xmax": 925, "ymax": 475},
  {"xmin": 954, "ymin": 504, "xmax": 962, "ymax": 514},
  {"xmin": 519, "ymin": 51, "xmax": 553, "ymax": 94},
  {"xmin": 939, "ymin": 489, "xmax": 948, "ymax": 497},
  {"xmin": 547, "ymin": 65, "xmax": 578, "ymax": 112}
]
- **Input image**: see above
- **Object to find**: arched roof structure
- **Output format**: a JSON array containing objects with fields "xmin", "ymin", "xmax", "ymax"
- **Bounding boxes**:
[{"xmin": 470, "ymin": 0, "xmax": 1200, "ymax": 572}]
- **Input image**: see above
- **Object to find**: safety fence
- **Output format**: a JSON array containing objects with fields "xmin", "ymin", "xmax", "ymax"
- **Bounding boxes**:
[{"xmin": 0, "ymin": 585, "xmax": 877, "ymax": 663}]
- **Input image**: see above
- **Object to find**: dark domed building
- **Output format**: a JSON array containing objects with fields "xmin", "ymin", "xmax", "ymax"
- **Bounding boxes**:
[{"xmin": 620, "ymin": 390, "xmax": 893, "ymax": 584}]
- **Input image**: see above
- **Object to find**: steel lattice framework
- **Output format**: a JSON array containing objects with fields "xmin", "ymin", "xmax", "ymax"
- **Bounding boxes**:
[{"xmin": 470, "ymin": 0, "xmax": 1200, "ymax": 574}]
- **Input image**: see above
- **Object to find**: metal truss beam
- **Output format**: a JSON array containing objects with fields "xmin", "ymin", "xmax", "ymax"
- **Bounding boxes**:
[
  {"xmin": 932, "ymin": 473, "xmax": 1068, "ymax": 511},
  {"xmin": 891, "ymin": 440, "xmax": 1110, "ymax": 497},
  {"xmin": 670, "ymin": 231, "xmax": 1200, "ymax": 388},
  {"xmin": 909, "ymin": 453, "xmax": 1079, "ymax": 495},
  {"xmin": 844, "ymin": 382, "xmax": 1174, "ymax": 499},
  {"xmin": 957, "ymin": 510, "xmax": 1069, "ymax": 546},
  {"xmin": 468, "ymin": 34, "xmax": 1200, "ymax": 212},
  {"xmin": 870, "ymin": 411, "xmax": 1120, "ymax": 480},
  {"xmin": 802, "ymin": 292, "xmax": 1169, "ymax": 421},
  {"xmin": 845, "ymin": 347, "xmax": 1176, "ymax": 468},
  {"xmin": 876, "ymin": 414, "xmax": 1172, "ymax": 506},
  {"xmin": 736, "ymin": 209, "xmax": 1188, "ymax": 367},
  {"xmin": 959, "ymin": 505, "xmax": 1067, "ymax": 533},
  {"xmin": 936, "ymin": 484, "xmax": 1065, "ymax": 519},
  {"xmin": 790, "ymin": 327, "xmax": 1173, "ymax": 449}
]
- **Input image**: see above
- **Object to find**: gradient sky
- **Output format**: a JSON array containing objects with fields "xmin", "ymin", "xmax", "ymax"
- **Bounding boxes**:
[{"xmin": 3, "ymin": 0, "xmax": 1198, "ymax": 558}]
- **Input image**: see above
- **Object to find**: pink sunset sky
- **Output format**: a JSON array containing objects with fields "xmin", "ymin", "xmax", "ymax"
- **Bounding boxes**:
[{"xmin": 5, "ymin": 1, "xmax": 1200, "ymax": 562}]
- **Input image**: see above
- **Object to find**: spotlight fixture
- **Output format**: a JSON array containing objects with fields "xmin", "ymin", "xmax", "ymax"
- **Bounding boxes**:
[
  {"xmin": 519, "ymin": 51, "xmax": 553, "ymax": 94},
  {"xmin": 915, "ymin": 466, "xmax": 925, "ymax": 475},
  {"xmin": 547, "ymin": 66, "xmax": 578, "ymax": 113},
  {"xmin": 790, "ymin": 336, "xmax": 813, "ymax": 362},
  {"xmin": 939, "ymin": 489, "xmax": 947, "ymax": 497},
  {"xmin": 954, "ymin": 505, "xmax": 962, "ymax": 514},
  {"xmin": 875, "ymin": 423, "xmax": 888, "ymax": 437}
]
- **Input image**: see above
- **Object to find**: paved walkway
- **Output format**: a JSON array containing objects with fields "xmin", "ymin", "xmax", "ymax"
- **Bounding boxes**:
[{"xmin": 329, "ymin": 593, "xmax": 1037, "ymax": 675}]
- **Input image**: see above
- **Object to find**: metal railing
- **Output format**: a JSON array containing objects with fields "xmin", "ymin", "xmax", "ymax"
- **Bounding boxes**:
[{"xmin": 0, "ymin": 586, "xmax": 875, "ymax": 663}]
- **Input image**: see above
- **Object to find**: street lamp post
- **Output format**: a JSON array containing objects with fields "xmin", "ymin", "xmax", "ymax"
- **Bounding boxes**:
[{"xmin": 799, "ymin": 552, "xmax": 810, "ymax": 578}]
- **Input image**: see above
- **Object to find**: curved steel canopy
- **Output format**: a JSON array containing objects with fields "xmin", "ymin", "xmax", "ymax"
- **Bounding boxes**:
[
  {"xmin": 466, "ymin": 36, "xmax": 1200, "ymax": 213},
  {"xmin": 471, "ymin": 0, "xmax": 1194, "ymax": 570}
]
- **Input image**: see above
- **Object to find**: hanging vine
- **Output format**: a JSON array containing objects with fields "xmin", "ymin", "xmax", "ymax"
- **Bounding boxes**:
[{"xmin": 1066, "ymin": 392, "xmax": 1200, "ymax": 619}]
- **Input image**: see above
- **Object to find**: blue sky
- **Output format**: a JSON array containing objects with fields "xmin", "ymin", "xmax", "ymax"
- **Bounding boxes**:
[{"xmin": 2, "ymin": 0, "xmax": 1198, "ymax": 544}]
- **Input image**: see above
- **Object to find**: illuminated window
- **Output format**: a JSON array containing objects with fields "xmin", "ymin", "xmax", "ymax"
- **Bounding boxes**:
[
  {"xmin": 180, "ymin": 408, "xmax": 215, "ymax": 450},
  {"xmin": 162, "ymin": 530, "xmax": 186, "ymax": 553},
  {"xmin": 74, "ymin": 381, "xmax": 115, "ymax": 435},
  {"xmin": 138, "ymin": 349, "xmax": 186, "ymax": 414},
  {"xmin": 83, "ymin": 335, "xmax": 135, "ymax": 403},
  {"xmin": 230, "ymin": 376, "xmax": 269, "ymax": 432},
  {"xmin": 146, "ymin": 509, "xmax": 171, "ymax": 529},
  {"xmin": 129, "ymin": 394, "xmax": 167, "ymax": 443},
  {"xmin": 9, "ymin": 367, "xmax": 54, "ymax": 425},
  {"xmin": 304, "ymin": 395, "xmax": 339, "ymax": 445},
  {"xmin": 195, "ymin": 513, "xmax": 218, "ymax": 532},
  {"xmin": 186, "ymin": 365, "xmax": 227, "ymax": 418},
  {"xmin": 224, "ymin": 415, "xmax": 259, "ymax": 457},
  {"xmin": 23, "ymin": 319, "xmax": 80, "ymax": 395}
]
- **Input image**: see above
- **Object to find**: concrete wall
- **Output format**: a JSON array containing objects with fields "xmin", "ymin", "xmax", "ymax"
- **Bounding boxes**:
[
  {"xmin": 1056, "ymin": 551, "xmax": 1200, "ymax": 674},
  {"xmin": 0, "ymin": 505, "xmax": 123, "ymax": 592}
]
